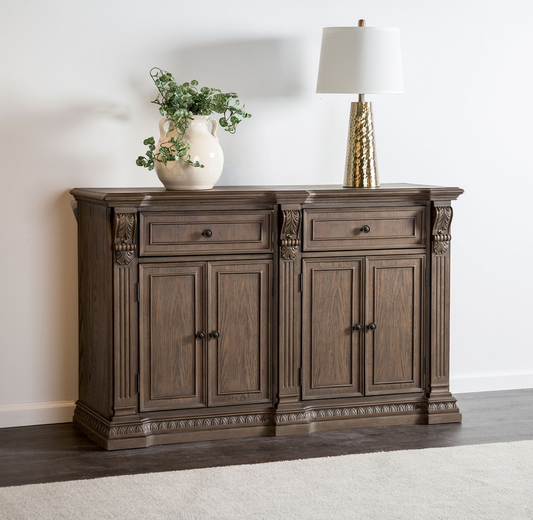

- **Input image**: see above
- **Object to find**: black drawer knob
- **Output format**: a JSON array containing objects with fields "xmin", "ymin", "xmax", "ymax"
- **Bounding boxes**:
[
  {"xmin": 210, "ymin": 331, "xmax": 220, "ymax": 339},
  {"xmin": 361, "ymin": 225, "xmax": 371, "ymax": 233},
  {"xmin": 353, "ymin": 323, "xmax": 363, "ymax": 331},
  {"xmin": 203, "ymin": 229, "xmax": 213, "ymax": 238},
  {"xmin": 195, "ymin": 331, "xmax": 205, "ymax": 340},
  {"xmin": 368, "ymin": 323, "xmax": 377, "ymax": 331}
]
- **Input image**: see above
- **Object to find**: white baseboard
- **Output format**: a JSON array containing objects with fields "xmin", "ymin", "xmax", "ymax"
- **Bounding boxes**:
[
  {"xmin": 0, "ymin": 401, "xmax": 75, "ymax": 429},
  {"xmin": 1, "ymin": 372, "xmax": 532, "ymax": 429},
  {"xmin": 451, "ymin": 370, "xmax": 533, "ymax": 394}
]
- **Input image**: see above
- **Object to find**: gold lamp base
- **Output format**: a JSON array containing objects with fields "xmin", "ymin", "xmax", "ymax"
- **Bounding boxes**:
[{"xmin": 344, "ymin": 101, "xmax": 379, "ymax": 188}]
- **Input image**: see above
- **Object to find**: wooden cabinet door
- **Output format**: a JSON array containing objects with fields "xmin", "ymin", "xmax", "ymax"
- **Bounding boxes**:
[
  {"xmin": 139, "ymin": 263, "xmax": 206, "ymax": 411},
  {"xmin": 302, "ymin": 259, "xmax": 364, "ymax": 400},
  {"xmin": 207, "ymin": 260, "xmax": 272, "ymax": 406},
  {"xmin": 365, "ymin": 256, "xmax": 424, "ymax": 395}
]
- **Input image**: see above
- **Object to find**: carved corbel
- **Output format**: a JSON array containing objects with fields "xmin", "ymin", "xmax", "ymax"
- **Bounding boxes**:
[
  {"xmin": 280, "ymin": 209, "xmax": 301, "ymax": 261},
  {"xmin": 113, "ymin": 212, "xmax": 137, "ymax": 265},
  {"xmin": 432, "ymin": 206, "xmax": 453, "ymax": 256}
]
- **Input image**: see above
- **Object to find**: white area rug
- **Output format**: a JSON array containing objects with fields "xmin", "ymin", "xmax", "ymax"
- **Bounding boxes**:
[{"xmin": 1, "ymin": 440, "xmax": 532, "ymax": 519}]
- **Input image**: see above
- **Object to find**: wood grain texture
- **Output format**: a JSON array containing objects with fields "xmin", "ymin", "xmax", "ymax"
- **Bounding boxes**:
[
  {"xmin": 365, "ymin": 256, "xmax": 423, "ymax": 395},
  {"xmin": 140, "ymin": 263, "xmax": 205, "ymax": 411},
  {"xmin": 139, "ymin": 211, "xmax": 273, "ymax": 256},
  {"xmin": 302, "ymin": 259, "xmax": 363, "ymax": 399},
  {"xmin": 208, "ymin": 261, "xmax": 272, "ymax": 406},
  {"xmin": 76, "ymin": 201, "xmax": 114, "ymax": 418},
  {"xmin": 70, "ymin": 185, "xmax": 463, "ymax": 449},
  {"xmin": 303, "ymin": 207, "xmax": 425, "ymax": 251}
]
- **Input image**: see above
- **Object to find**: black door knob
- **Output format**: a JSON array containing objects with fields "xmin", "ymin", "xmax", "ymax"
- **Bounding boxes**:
[
  {"xmin": 210, "ymin": 331, "xmax": 220, "ymax": 339},
  {"xmin": 195, "ymin": 331, "xmax": 205, "ymax": 340},
  {"xmin": 203, "ymin": 229, "xmax": 213, "ymax": 238},
  {"xmin": 368, "ymin": 323, "xmax": 377, "ymax": 331},
  {"xmin": 353, "ymin": 323, "xmax": 363, "ymax": 331},
  {"xmin": 361, "ymin": 225, "xmax": 371, "ymax": 233}
]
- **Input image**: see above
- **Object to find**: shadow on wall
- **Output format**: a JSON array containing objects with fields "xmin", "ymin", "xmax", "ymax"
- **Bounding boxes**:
[
  {"xmin": 0, "ymin": 99, "xmax": 132, "ymax": 403},
  {"xmin": 146, "ymin": 38, "xmax": 308, "ymax": 185},
  {"xmin": 164, "ymin": 38, "xmax": 305, "ymax": 97}
]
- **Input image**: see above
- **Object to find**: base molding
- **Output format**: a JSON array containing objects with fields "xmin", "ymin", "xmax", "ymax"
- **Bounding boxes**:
[
  {"xmin": 0, "ymin": 400, "xmax": 75, "ymax": 429},
  {"xmin": 74, "ymin": 395, "xmax": 462, "ymax": 450},
  {"xmin": 451, "ymin": 370, "xmax": 533, "ymax": 394}
]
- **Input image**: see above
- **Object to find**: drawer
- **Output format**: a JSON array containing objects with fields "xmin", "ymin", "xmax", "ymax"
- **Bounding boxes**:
[
  {"xmin": 303, "ymin": 207, "xmax": 426, "ymax": 251},
  {"xmin": 139, "ymin": 211, "xmax": 273, "ymax": 256}
]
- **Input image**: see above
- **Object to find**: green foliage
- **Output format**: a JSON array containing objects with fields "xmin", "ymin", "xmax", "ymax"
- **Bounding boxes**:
[{"xmin": 136, "ymin": 68, "xmax": 251, "ymax": 170}]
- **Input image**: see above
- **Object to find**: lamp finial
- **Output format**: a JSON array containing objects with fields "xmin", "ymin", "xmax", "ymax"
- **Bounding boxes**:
[{"xmin": 358, "ymin": 19, "xmax": 366, "ymax": 27}]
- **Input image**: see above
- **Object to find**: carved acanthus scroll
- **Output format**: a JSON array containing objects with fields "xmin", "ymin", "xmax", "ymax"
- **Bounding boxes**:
[
  {"xmin": 280, "ymin": 209, "xmax": 301, "ymax": 261},
  {"xmin": 113, "ymin": 212, "xmax": 136, "ymax": 265},
  {"xmin": 432, "ymin": 206, "xmax": 453, "ymax": 256}
]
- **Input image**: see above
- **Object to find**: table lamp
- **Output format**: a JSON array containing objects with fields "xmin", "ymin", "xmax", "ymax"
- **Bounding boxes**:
[{"xmin": 317, "ymin": 20, "xmax": 404, "ymax": 188}]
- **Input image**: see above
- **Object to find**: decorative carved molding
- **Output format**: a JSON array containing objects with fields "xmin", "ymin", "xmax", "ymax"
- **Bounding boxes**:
[
  {"xmin": 280, "ymin": 209, "xmax": 301, "ymax": 261},
  {"xmin": 426, "ymin": 401, "xmax": 459, "ymax": 412},
  {"xmin": 74, "ymin": 406, "xmax": 111, "ymax": 436},
  {"xmin": 432, "ymin": 206, "xmax": 453, "ymax": 255},
  {"xmin": 109, "ymin": 413, "xmax": 276, "ymax": 436},
  {"xmin": 74, "ymin": 398, "xmax": 459, "ymax": 445},
  {"xmin": 113, "ymin": 212, "xmax": 136, "ymax": 265}
]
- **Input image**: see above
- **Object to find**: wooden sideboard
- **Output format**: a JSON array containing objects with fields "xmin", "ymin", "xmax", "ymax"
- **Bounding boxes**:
[{"xmin": 70, "ymin": 184, "xmax": 463, "ymax": 450}]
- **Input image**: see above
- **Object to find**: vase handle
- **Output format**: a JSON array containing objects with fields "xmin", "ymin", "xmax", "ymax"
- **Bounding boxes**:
[
  {"xmin": 159, "ymin": 118, "xmax": 171, "ymax": 138},
  {"xmin": 208, "ymin": 117, "xmax": 219, "ymax": 140}
]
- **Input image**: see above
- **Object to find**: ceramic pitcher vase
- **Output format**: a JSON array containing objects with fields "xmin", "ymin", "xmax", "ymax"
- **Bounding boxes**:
[{"xmin": 155, "ymin": 115, "xmax": 224, "ymax": 190}]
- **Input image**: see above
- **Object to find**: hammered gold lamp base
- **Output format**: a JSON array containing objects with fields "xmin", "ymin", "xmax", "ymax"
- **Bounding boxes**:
[{"xmin": 344, "ymin": 101, "xmax": 379, "ymax": 188}]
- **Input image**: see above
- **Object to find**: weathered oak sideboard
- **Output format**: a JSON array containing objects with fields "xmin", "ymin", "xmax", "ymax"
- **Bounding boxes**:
[{"xmin": 70, "ymin": 184, "xmax": 463, "ymax": 450}]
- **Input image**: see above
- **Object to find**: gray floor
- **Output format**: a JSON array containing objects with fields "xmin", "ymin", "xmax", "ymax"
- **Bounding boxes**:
[{"xmin": 0, "ymin": 389, "xmax": 532, "ymax": 487}]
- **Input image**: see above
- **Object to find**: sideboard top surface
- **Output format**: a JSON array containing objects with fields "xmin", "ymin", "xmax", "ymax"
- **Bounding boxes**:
[{"xmin": 70, "ymin": 183, "xmax": 464, "ymax": 207}]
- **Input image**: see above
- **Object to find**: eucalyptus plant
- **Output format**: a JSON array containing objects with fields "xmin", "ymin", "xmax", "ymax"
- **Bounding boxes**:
[{"xmin": 136, "ymin": 67, "xmax": 251, "ymax": 170}]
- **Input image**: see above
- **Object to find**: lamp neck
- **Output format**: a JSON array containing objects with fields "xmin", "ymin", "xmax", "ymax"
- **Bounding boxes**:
[{"xmin": 358, "ymin": 93, "xmax": 365, "ymax": 103}]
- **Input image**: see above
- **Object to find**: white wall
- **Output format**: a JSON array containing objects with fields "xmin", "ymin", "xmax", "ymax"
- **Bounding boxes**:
[{"xmin": 1, "ymin": 0, "xmax": 532, "ymax": 428}]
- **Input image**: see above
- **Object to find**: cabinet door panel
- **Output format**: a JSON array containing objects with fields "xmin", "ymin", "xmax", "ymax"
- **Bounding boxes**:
[
  {"xmin": 365, "ymin": 256, "xmax": 424, "ymax": 395},
  {"xmin": 140, "ymin": 264, "xmax": 206, "ymax": 411},
  {"xmin": 208, "ymin": 261, "xmax": 272, "ymax": 406},
  {"xmin": 302, "ymin": 259, "xmax": 364, "ymax": 400}
]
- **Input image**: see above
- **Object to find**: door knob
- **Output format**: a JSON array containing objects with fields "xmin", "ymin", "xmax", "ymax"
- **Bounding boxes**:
[
  {"xmin": 210, "ymin": 331, "xmax": 220, "ymax": 339},
  {"xmin": 368, "ymin": 323, "xmax": 377, "ymax": 331},
  {"xmin": 195, "ymin": 331, "xmax": 205, "ymax": 340},
  {"xmin": 353, "ymin": 323, "xmax": 363, "ymax": 331}
]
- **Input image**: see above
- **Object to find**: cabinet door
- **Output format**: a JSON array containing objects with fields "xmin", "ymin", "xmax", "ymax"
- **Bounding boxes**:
[
  {"xmin": 302, "ymin": 259, "xmax": 364, "ymax": 400},
  {"xmin": 139, "ymin": 263, "xmax": 206, "ymax": 411},
  {"xmin": 207, "ymin": 261, "xmax": 272, "ymax": 406},
  {"xmin": 365, "ymin": 256, "xmax": 424, "ymax": 395}
]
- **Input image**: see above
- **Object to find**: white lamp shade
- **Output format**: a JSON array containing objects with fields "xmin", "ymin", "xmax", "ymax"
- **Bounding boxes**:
[{"xmin": 317, "ymin": 26, "xmax": 404, "ymax": 94}]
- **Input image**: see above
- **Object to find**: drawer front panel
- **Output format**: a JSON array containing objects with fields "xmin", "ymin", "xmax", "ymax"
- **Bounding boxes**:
[
  {"xmin": 140, "ymin": 211, "xmax": 273, "ymax": 256},
  {"xmin": 303, "ymin": 207, "xmax": 425, "ymax": 251}
]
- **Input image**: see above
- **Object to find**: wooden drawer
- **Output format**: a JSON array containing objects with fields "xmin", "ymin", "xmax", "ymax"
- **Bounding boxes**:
[
  {"xmin": 139, "ymin": 211, "xmax": 273, "ymax": 256},
  {"xmin": 303, "ymin": 207, "xmax": 425, "ymax": 251}
]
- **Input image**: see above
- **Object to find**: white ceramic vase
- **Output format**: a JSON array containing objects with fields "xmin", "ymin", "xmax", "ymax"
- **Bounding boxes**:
[{"xmin": 155, "ymin": 116, "xmax": 224, "ymax": 190}]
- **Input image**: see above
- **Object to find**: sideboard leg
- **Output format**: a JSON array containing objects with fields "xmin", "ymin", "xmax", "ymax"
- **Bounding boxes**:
[
  {"xmin": 426, "ymin": 202, "xmax": 461, "ymax": 424},
  {"xmin": 275, "ymin": 206, "xmax": 310, "ymax": 434}
]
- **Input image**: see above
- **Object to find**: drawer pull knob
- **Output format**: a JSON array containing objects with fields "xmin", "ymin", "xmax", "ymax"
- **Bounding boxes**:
[
  {"xmin": 368, "ymin": 323, "xmax": 377, "ymax": 331},
  {"xmin": 353, "ymin": 323, "xmax": 363, "ymax": 331},
  {"xmin": 361, "ymin": 225, "xmax": 371, "ymax": 233},
  {"xmin": 210, "ymin": 331, "xmax": 220, "ymax": 339},
  {"xmin": 195, "ymin": 331, "xmax": 205, "ymax": 340},
  {"xmin": 203, "ymin": 229, "xmax": 213, "ymax": 238}
]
